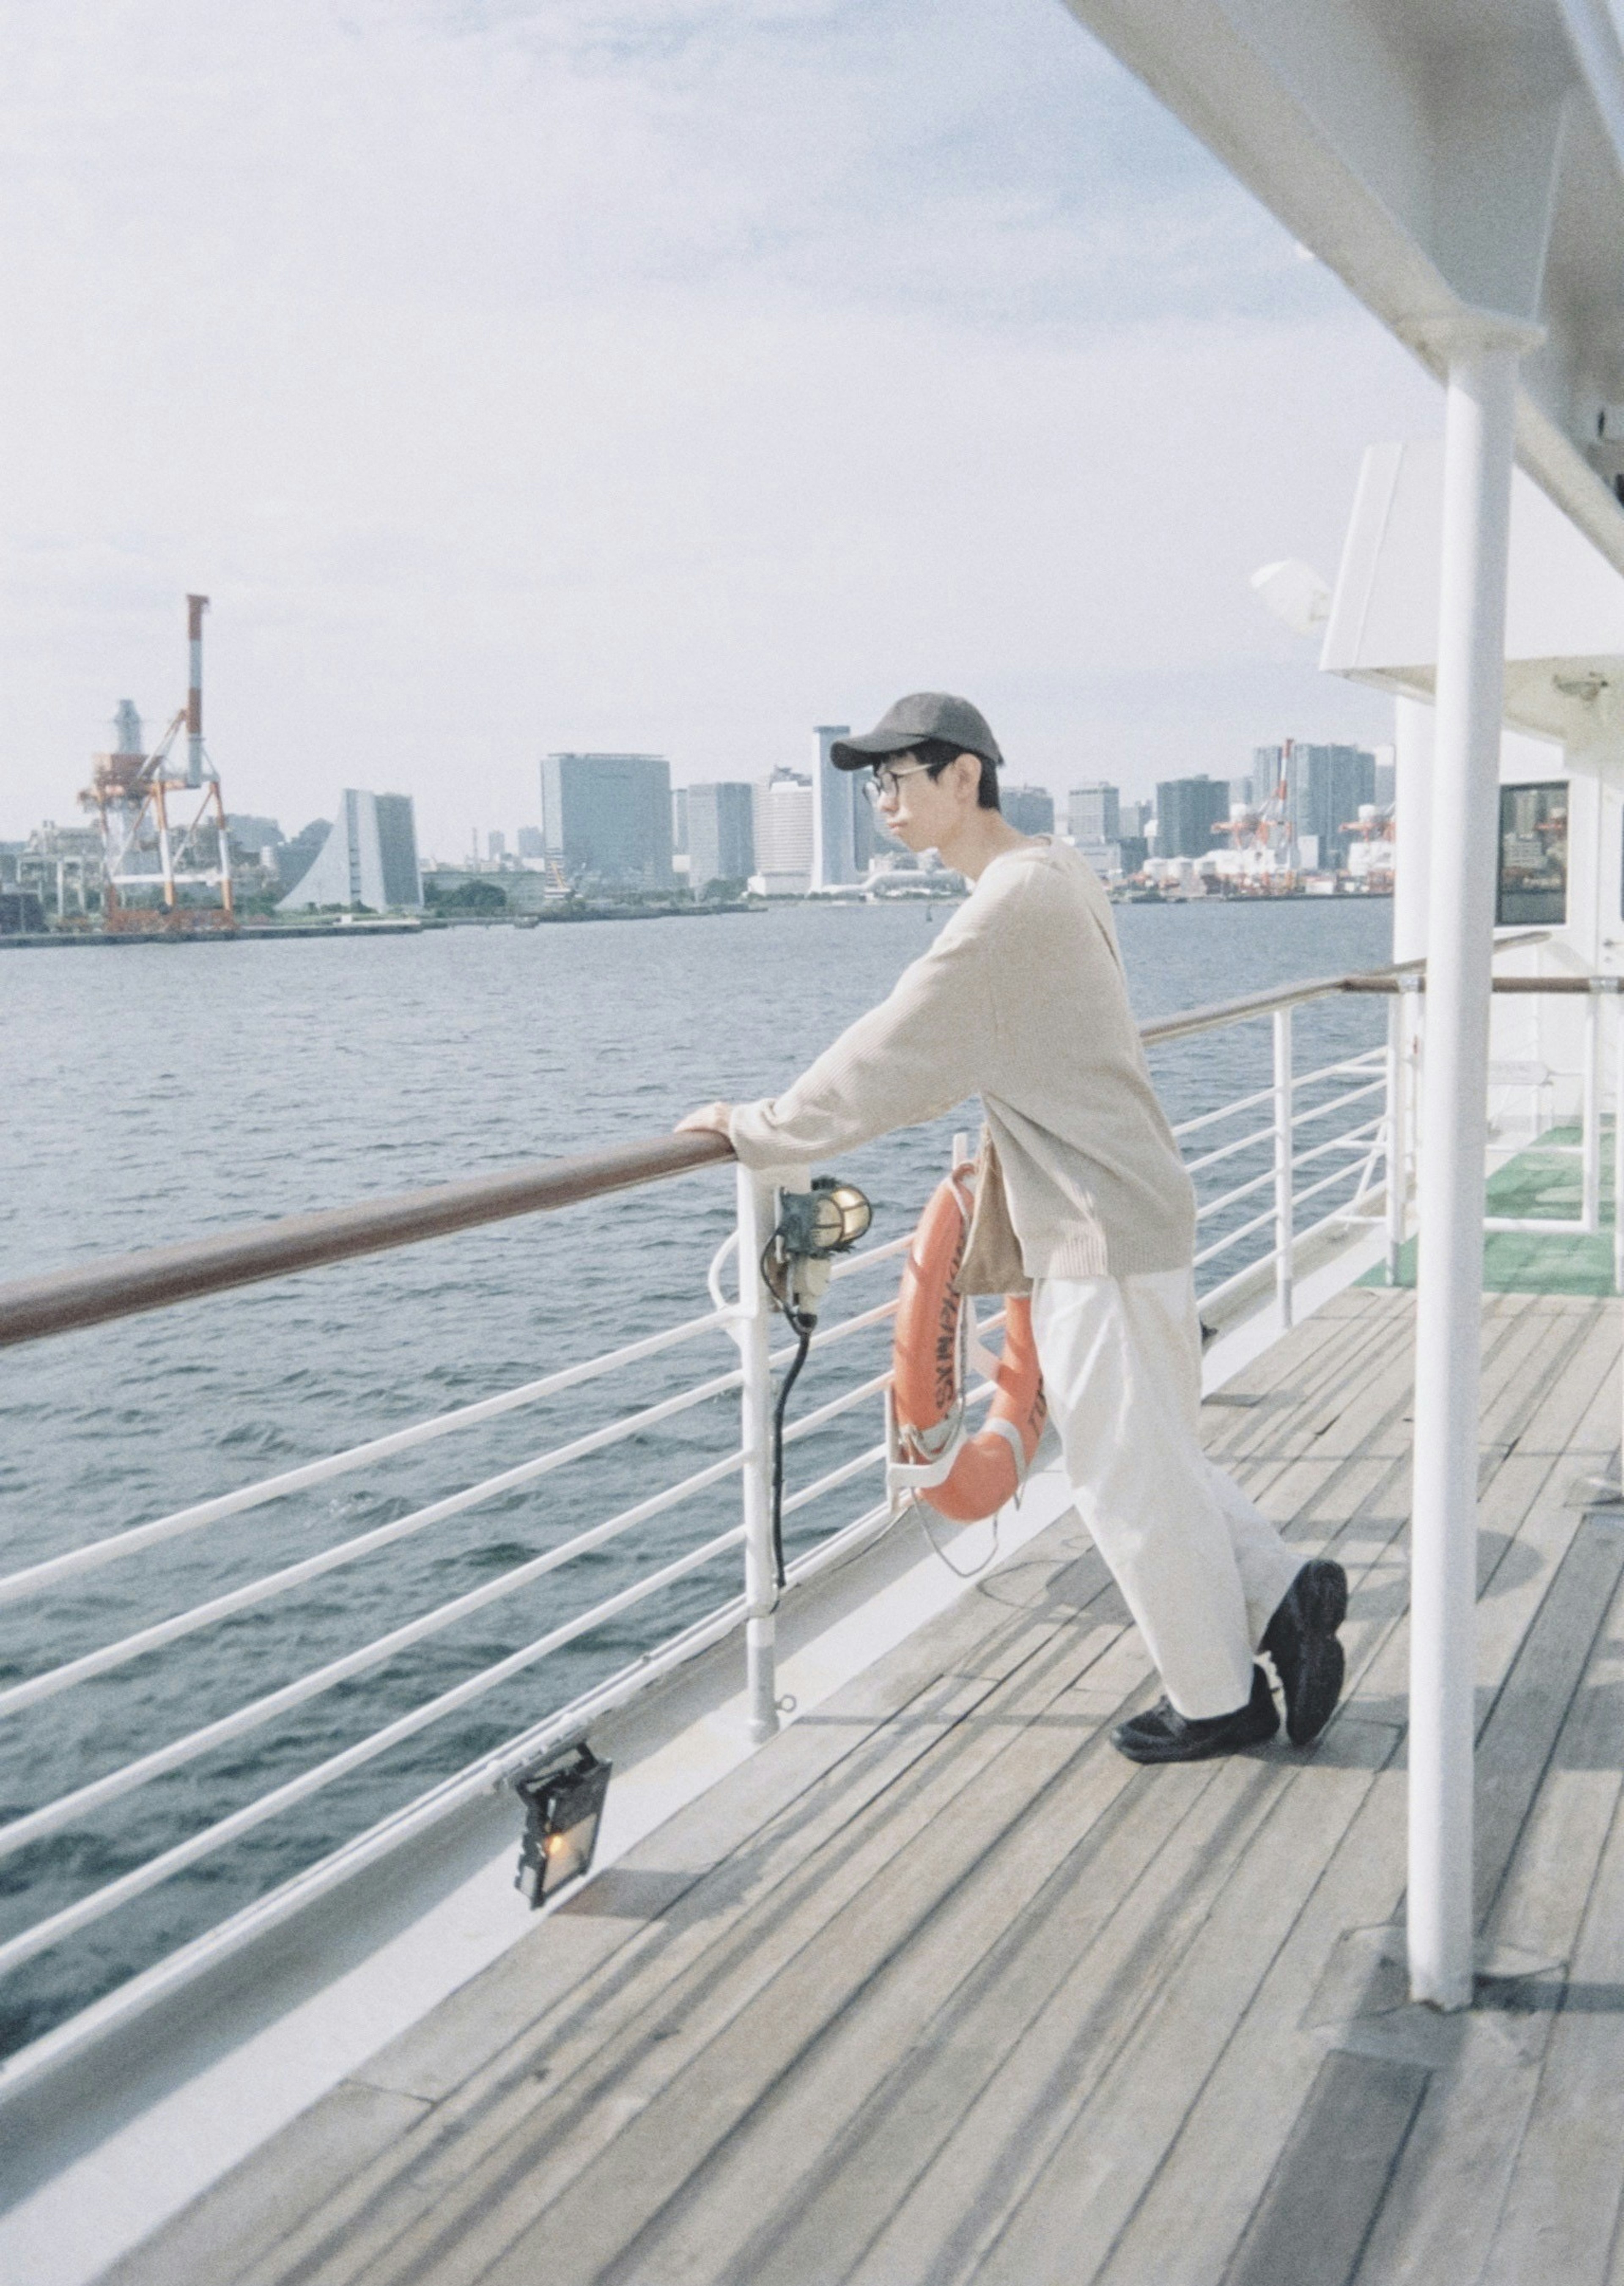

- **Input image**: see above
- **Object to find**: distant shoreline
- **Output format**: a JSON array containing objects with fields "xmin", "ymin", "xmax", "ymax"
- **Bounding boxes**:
[{"xmin": 0, "ymin": 886, "xmax": 1395, "ymax": 948}]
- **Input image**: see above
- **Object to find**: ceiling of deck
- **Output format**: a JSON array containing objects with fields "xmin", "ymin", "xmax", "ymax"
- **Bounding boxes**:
[{"xmin": 1058, "ymin": 0, "xmax": 1624, "ymax": 576}]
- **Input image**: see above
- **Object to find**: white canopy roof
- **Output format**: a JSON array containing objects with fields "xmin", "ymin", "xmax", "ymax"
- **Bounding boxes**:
[
  {"xmin": 1321, "ymin": 440, "xmax": 1624, "ymax": 744},
  {"xmin": 1061, "ymin": 0, "xmax": 1624, "ymax": 575}
]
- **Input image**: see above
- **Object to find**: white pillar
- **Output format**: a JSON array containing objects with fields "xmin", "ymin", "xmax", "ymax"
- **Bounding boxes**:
[
  {"xmin": 734, "ymin": 1166, "xmax": 780, "ymax": 1744},
  {"xmin": 1407, "ymin": 332, "xmax": 1527, "ymax": 2011},
  {"xmin": 1272, "ymin": 1008, "xmax": 1295, "ymax": 1329}
]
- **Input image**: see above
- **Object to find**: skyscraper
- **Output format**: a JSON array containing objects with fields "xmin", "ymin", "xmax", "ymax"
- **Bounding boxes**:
[
  {"xmin": 753, "ymin": 770, "xmax": 814, "ymax": 891},
  {"xmin": 687, "ymin": 782, "xmax": 755, "ymax": 891},
  {"xmin": 540, "ymin": 754, "xmax": 675, "ymax": 888},
  {"xmin": 1003, "ymin": 785, "xmax": 1055, "ymax": 836},
  {"xmin": 1291, "ymin": 745, "xmax": 1377, "ymax": 870},
  {"xmin": 812, "ymin": 725, "xmax": 861, "ymax": 888},
  {"xmin": 1154, "ymin": 776, "xmax": 1229, "ymax": 859},
  {"xmin": 1251, "ymin": 746, "xmax": 1285, "ymax": 809},
  {"xmin": 375, "ymin": 795, "xmax": 422, "ymax": 908},
  {"xmin": 1069, "ymin": 783, "xmax": 1119, "ymax": 844}
]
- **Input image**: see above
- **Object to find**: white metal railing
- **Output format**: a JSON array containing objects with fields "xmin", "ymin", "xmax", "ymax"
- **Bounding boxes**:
[{"xmin": 0, "ymin": 959, "xmax": 1613, "ymax": 2089}]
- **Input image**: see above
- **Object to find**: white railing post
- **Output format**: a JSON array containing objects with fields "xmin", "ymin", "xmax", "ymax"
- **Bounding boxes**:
[
  {"xmin": 733, "ymin": 1165, "xmax": 780, "ymax": 1743},
  {"xmin": 1408, "ymin": 327, "xmax": 1527, "ymax": 2012},
  {"xmin": 1582, "ymin": 983, "xmax": 1603, "ymax": 1233},
  {"xmin": 1385, "ymin": 991, "xmax": 1408, "ymax": 1286},
  {"xmin": 1273, "ymin": 1005, "xmax": 1295, "ymax": 1329}
]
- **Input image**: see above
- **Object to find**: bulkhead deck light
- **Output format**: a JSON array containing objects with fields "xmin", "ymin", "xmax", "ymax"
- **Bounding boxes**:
[
  {"xmin": 764, "ymin": 1177, "xmax": 872, "ymax": 1321},
  {"xmin": 513, "ymin": 1743, "xmax": 613, "ymax": 1906}
]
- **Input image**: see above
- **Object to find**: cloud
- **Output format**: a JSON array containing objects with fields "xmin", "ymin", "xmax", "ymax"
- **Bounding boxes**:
[{"xmin": 0, "ymin": 0, "xmax": 1439, "ymax": 848}]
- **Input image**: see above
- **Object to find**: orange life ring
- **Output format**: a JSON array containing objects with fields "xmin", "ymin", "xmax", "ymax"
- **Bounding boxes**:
[{"xmin": 891, "ymin": 1165, "xmax": 1046, "ymax": 1524}]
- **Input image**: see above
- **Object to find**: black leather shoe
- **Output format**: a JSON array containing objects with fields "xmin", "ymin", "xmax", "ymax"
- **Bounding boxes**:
[
  {"xmin": 1111, "ymin": 1663, "xmax": 1279, "ymax": 1764},
  {"xmin": 1262, "ymin": 1557, "xmax": 1348, "ymax": 1746}
]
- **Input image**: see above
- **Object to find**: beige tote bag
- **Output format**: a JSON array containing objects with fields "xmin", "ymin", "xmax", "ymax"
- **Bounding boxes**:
[{"xmin": 954, "ymin": 1129, "xmax": 1033, "ymax": 1298}]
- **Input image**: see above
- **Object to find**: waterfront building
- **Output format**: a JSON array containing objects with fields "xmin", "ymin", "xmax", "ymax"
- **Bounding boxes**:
[
  {"xmin": 277, "ymin": 792, "xmax": 422, "ymax": 911},
  {"xmin": 1069, "ymin": 781, "xmax": 1119, "ymax": 844},
  {"xmin": 1119, "ymin": 797, "xmax": 1150, "ymax": 839},
  {"xmin": 812, "ymin": 725, "xmax": 860, "ymax": 889},
  {"xmin": 540, "ymin": 753, "xmax": 675, "ymax": 890},
  {"xmin": 487, "ymin": 831, "xmax": 507, "ymax": 862},
  {"xmin": 751, "ymin": 768, "xmax": 813, "ymax": 896},
  {"xmin": 1154, "ymin": 774, "xmax": 1229, "ymax": 858},
  {"xmin": 687, "ymin": 782, "xmax": 754, "ymax": 893},
  {"xmin": 1291, "ymin": 743, "xmax": 1377, "ymax": 870},
  {"xmin": 515, "ymin": 826, "xmax": 544, "ymax": 860},
  {"xmin": 9, "ymin": 822, "xmax": 104, "ymax": 919},
  {"xmin": 274, "ymin": 820, "xmax": 330, "ymax": 894},
  {"xmin": 1003, "ymin": 784, "xmax": 1055, "ymax": 836},
  {"xmin": 226, "ymin": 815, "xmax": 285, "ymax": 859},
  {"xmin": 1251, "ymin": 744, "xmax": 1285, "ymax": 808},
  {"xmin": 671, "ymin": 788, "xmax": 689, "ymax": 859}
]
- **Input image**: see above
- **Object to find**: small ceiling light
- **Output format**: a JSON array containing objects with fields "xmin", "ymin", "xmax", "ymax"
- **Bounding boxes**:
[{"xmin": 513, "ymin": 1743, "xmax": 612, "ymax": 1907}]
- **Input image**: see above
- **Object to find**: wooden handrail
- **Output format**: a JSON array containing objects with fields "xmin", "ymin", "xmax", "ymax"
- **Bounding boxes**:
[
  {"xmin": 0, "ymin": 937, "xmax": 1586, "ymax": 1350},
  {"xmin": 0, "ymin": 1132, "xmax": 734, "ymax": 1349}
]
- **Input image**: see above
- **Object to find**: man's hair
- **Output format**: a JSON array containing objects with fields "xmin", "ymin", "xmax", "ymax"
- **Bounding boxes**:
[{"xmin": 896, "ymin": 738, "xmax": 1001, "ymax": 812}]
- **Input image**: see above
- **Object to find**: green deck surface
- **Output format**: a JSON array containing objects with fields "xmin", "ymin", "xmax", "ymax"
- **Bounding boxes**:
[{"xmin": 1363, "ymin": 1125, "xmax": 1619, "ymax": 1295}]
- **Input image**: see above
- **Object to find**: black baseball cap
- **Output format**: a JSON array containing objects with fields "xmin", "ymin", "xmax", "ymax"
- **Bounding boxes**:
[{"xmin": 829, "ymin": 692, "xmax": 1004, "ymax": 772}]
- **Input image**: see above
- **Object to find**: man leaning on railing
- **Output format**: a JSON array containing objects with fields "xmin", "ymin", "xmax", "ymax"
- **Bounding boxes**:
[{"xmin": 678, "ymin": 690, "xmax": 1348, "ymax": 1763}]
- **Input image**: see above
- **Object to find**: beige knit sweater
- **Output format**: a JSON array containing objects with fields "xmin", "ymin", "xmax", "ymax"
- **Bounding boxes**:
[{"xmin": 728, "ymin": 838, "xmax": 1196, "ymax": 1280}]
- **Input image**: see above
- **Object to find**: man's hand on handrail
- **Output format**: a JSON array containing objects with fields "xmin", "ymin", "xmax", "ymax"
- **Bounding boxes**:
[{"xmin": 676, "ymin": 1102, "xmax": 734, "ymax": 1139}]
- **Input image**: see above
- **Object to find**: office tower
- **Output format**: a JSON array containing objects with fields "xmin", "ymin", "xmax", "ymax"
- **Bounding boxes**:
[
  {"xmin": 487, "ymin": 831, "xmax": 507, "ymax": 862},
  {"xmin": 1228, "ymin": 776, "xmax": 1255, "ymax": 812},
  {"xmin": 1004, "ymin": 785, "xmax": 1055, "ymax": 836},
  {"xmin": 1251, "ymin": 746, "xmax": 1285, "ymax": 807},
  {"xmin": 516, "ymin": 826, "xmax": 545, "ymax": 859},
  {"xmin": 1119, "ymin": 799, "xmax": 1149, "ymax": 839},
  {"xmin": 1292, "ymin": 745, "xmax": 1377, "ymax": 869},
  {"xmin": 375, "ymin": 795, "xmax": 423, "ymax": 907},
  {"xmin": 812, "ymin": 725, "xmax": 860, "ymax": 888},
  {"xmin": 1069, "ymin": 783, "xmax": 1120, "ymax": 844},
  {"xmin": 753, "ymin": 769, "xmax": 814, "ymax": 890},
  {"xmin": 1154, "ymin": 776, "xmax": 1230, "ymax": 859},
  {"xmin": 278, "ymin": 791, "xmax": 421, "ymax": 910},
  {"xmin": 540, "ymin": 754, "xmax": 675, "ymax": 888},
  {"xmin": 687, "ymin": 782, "xmax": 755, "ymax": 891},
  {"xmin": 1373, "ymin": 746, "xmax": 1396, "ymax": 810},
  {"xmin": 671, "ymin": 788, "xmax": 689, "ymax": 857}
]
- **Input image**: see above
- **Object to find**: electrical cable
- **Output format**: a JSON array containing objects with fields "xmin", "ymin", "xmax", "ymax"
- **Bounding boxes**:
[{"xmin": 769, "ymin": 1309, "xmax": 815, "ymax": 1590}]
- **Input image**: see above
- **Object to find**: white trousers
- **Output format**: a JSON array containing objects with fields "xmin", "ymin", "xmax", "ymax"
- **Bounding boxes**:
[{"xmin": 1031, "ymin": 1269, "xmax": 1302, "ymax": 1719}]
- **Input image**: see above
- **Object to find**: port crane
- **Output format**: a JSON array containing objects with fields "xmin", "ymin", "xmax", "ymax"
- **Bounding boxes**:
[{"xmin": 80, "ymin": 595, "xmax": 234, "ymax": 930}]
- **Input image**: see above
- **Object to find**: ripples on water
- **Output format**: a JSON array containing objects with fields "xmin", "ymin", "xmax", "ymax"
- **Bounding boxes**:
[{"xmin": 0, "ymin": 895, "xmax": 1389, "ymax": 2054}]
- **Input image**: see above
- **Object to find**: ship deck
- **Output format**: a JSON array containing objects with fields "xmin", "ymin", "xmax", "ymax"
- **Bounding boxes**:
[{"xmin": 104, "ymin": 1280, "xmax": 1624, "ymax": 2286}]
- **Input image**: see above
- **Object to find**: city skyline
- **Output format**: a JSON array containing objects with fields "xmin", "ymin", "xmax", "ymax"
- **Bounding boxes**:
[{"xmin": 3, "ymin": 1, "xmax": 1442, "ymax": 855}]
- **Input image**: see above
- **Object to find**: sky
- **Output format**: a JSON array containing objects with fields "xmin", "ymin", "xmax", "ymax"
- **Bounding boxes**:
[{"xmin": 0, "ymin": 0, "xmax": 1443, "ymax": 858}]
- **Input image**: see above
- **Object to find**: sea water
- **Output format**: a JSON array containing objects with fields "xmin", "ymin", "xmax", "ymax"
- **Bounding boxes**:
[{"xmin": 0, "ymin": 894, "xmax": 1390, "ymax": 2053}]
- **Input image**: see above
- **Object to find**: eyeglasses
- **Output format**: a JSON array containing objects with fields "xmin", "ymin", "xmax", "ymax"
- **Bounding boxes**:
[{"xmin": 863, "ymin": 762, "xmax": 936, "ymax": 804}]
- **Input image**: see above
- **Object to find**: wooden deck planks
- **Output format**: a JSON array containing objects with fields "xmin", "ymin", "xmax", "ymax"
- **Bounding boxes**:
[{"xmin": 101, "ymin": 1290, "xmax": 1624, "ymax": 2286}]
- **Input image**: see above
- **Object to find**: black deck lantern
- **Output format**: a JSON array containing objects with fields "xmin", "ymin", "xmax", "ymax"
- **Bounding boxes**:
[{"xmin": 513, "ymin": 1743, "xmax": 612, "ymax": 1907}]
